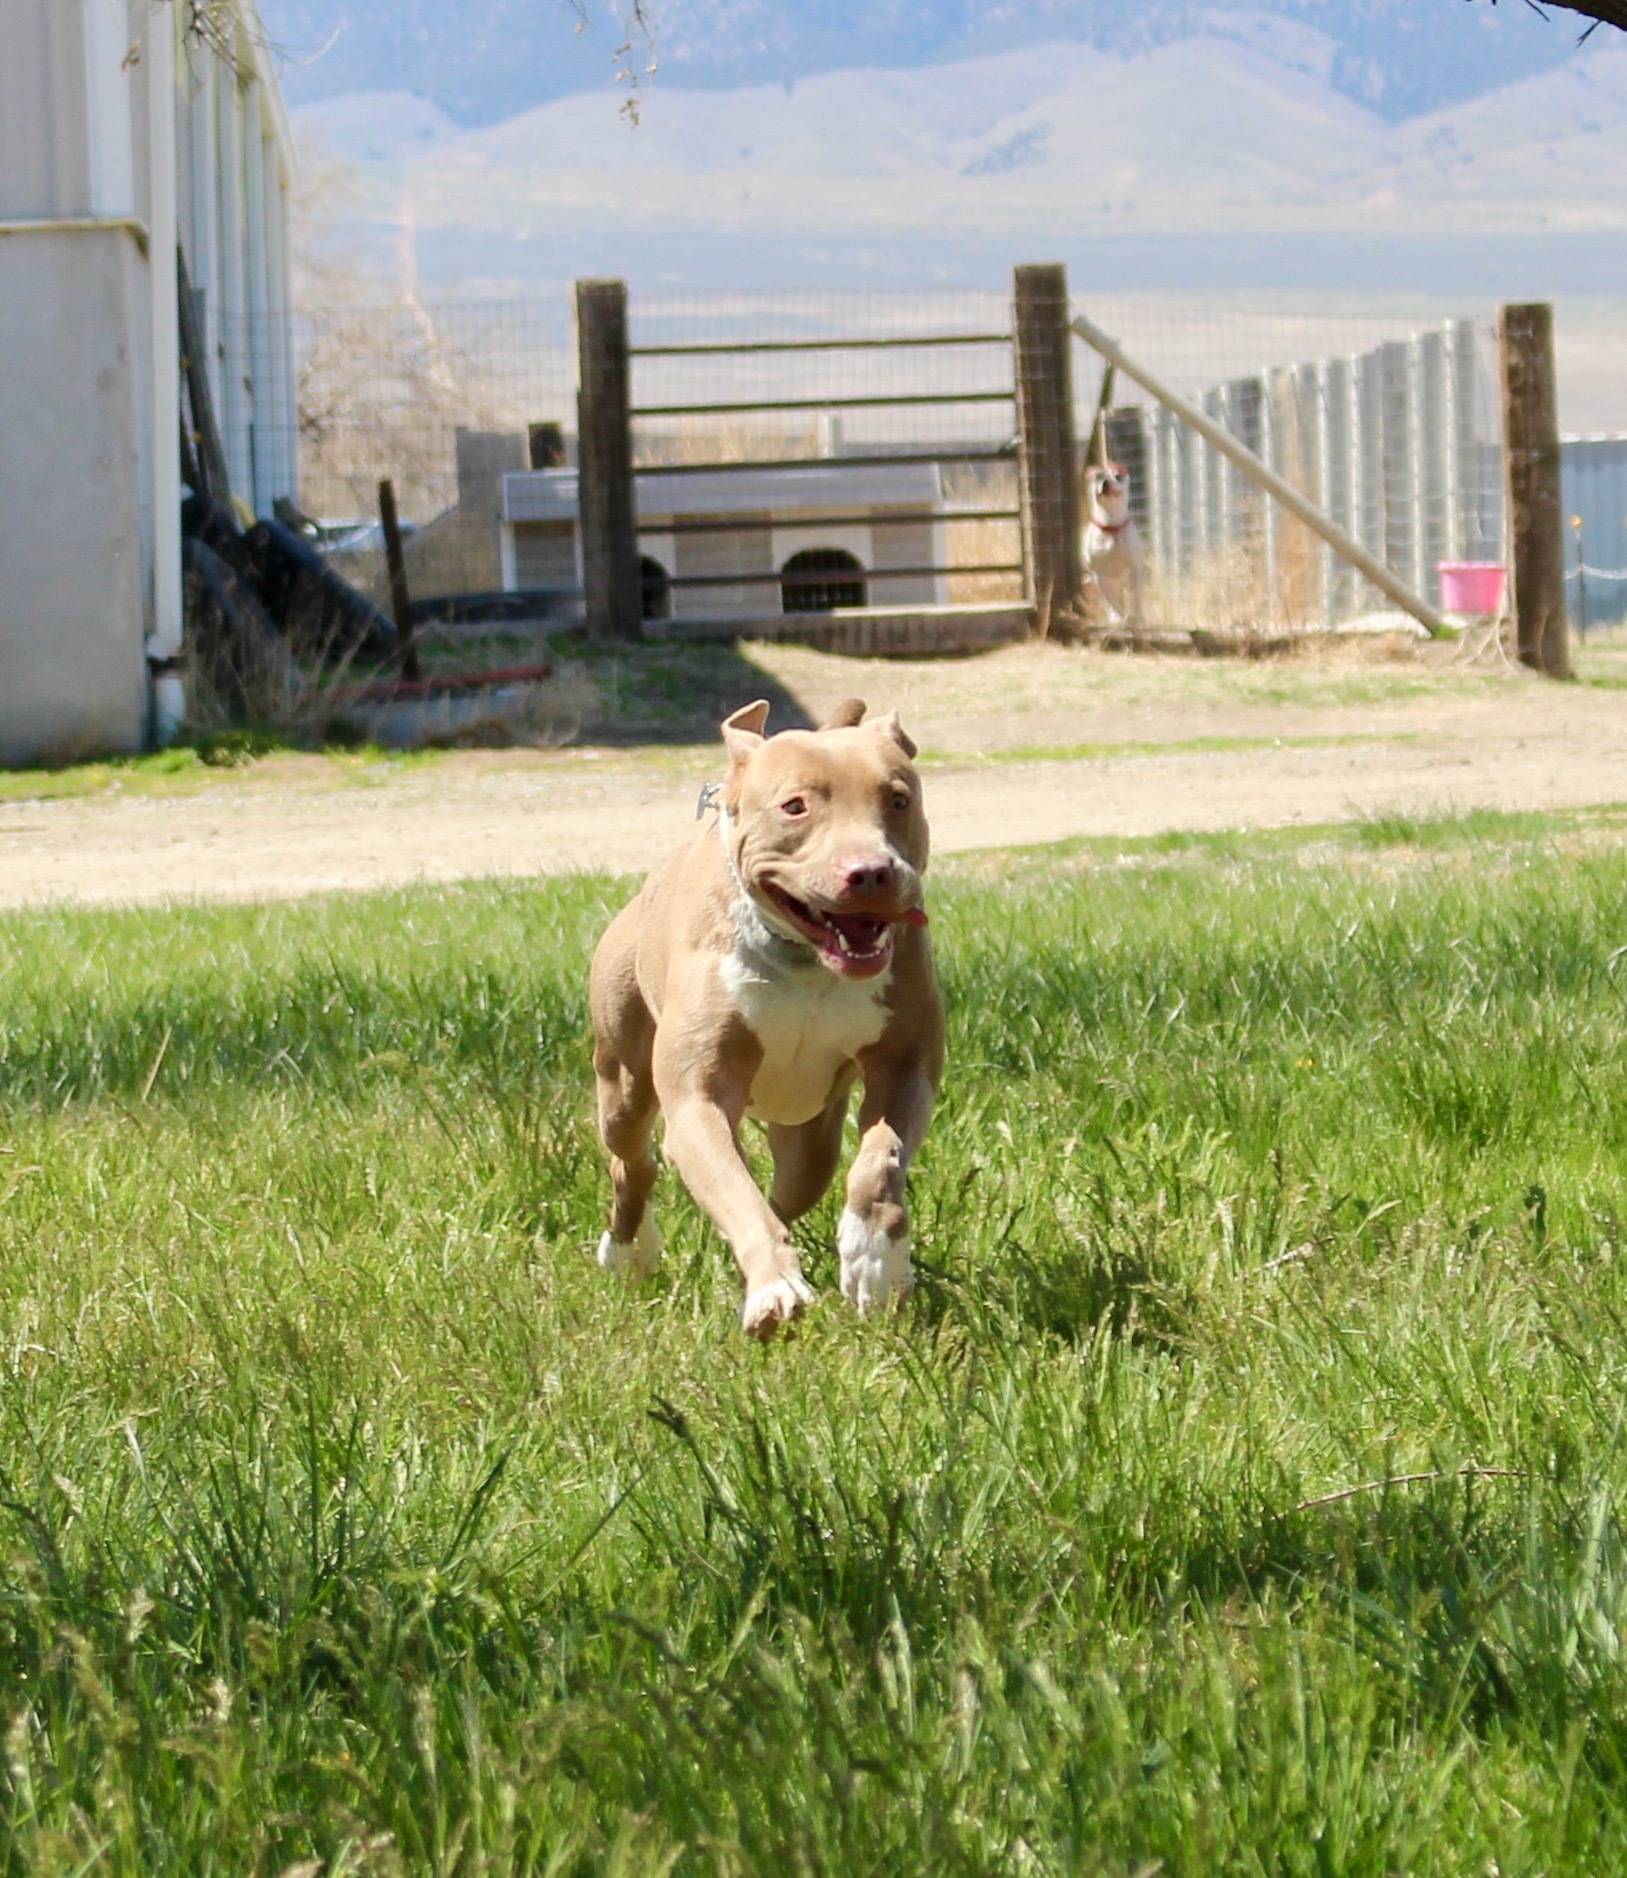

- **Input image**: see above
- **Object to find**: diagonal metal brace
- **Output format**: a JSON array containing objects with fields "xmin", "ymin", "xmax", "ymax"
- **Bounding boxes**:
[{"xmin": 1071, "ymin": 309, "xmax": 1456, "ymax": 641}]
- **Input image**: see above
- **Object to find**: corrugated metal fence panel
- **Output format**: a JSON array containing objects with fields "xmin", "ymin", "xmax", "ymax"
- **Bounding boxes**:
[
  {"xmin": 1562, "ymin": 436, "xmax": 1627, "ymax": 629},
  {"xmin": 1122, "ymin": 318, "xmax": 1503, "ymax": 628}
]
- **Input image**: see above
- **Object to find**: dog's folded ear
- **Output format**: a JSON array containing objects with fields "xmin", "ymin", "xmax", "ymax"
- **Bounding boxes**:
[
  {"xmin": 876, "ymin": 708, "xmax": 918, "ymax": 760},
  {"xmin": 819, "ymin": 698, "xmax": 867, "ymax": 730},
  {"xmin": 721, "ymin": 699, "xmax": 771, "ymax": 765}
]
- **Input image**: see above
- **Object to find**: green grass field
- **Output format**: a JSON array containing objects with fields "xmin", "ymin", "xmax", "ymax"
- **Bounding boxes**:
[{"xmin": 6, "ymin": 816, "xmax": 1627, "ymax": 1874}]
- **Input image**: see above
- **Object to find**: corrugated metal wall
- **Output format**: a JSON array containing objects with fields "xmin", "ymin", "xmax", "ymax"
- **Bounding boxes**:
[
  {"xmin": 177, "ymin": 12, "xmax": 299, "ymax": 517},
  {"xmin": 0, "ymin": 3, "xmax": 93, "ymax": 218},
  {"xmin": 1136, "ymin": 320, "xmax": 1502, "ymax": 627},
  {"xmin": 1562, "ymin": 436, "xmax": 1627, "ymax": 631},
  {"xmin": 0, "ymin": 0, "xmax": 297, "ymax": 762}
]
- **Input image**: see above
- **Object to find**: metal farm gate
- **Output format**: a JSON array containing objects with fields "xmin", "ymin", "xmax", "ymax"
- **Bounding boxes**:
[
  {"xmin": 288, "ymin": 269, "xmax": 1577, "ymax": 675},
  {"xmin": 567, "ymin": 267, "xmax": 1085, "ymax": 655},
  {"xmin": 568, "ymin": 272, "xmax": 1512, "ymax": 653}
]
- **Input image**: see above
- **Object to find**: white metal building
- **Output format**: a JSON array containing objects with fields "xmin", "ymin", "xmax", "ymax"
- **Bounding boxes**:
[{"xmin": 0, "ymin": 0, "xmax": 296, "ymax": 765}]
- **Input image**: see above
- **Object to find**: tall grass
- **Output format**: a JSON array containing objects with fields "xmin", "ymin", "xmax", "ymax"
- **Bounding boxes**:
[{"xmin": 5, "ymin": 827, "xmax": 1627, "ymax": 1871}]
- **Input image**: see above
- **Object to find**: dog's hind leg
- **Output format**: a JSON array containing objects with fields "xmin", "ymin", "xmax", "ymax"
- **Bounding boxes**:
[
  {"xmin": 840, "ymin": 1058, "xmax": 937, "ymax": 1315},
  {"xmin": 1125, "ymin": 562, "xmax": 1147, "ymax": 631},
  {"xmin": 594, "ymin": 1029, "xmax": 662, "ymax": 1278},
  {"xmin": 590, "ymin": 906, "xmax": 662, "ymax": 1279},
  {"xmin": 768, "ymin": 1083, "xmax": 852, "ymax": 1226}
]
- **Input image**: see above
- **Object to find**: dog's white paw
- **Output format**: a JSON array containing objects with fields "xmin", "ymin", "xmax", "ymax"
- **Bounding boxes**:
[
  {"xmin": 837, "ymin": 1208, "xmax": 913, "ymax": 1315},
  {"xmin": 596, "ymin": 1212, "xmax": 662, "ymax": 1281},
  {"xmin": 740, "ymin": 1270, "xmax": 815, "ymax": 1338}
]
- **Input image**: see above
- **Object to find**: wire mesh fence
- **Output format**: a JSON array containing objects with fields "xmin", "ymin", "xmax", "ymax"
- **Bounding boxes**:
[
  {"xmin": 1072, "ymin": 303, "xmax": 1503, "ymax": 630},
  {"xmin": 626, "ymin": 292, "xmax": 1026, "ymax": 618},
  {"xmin": 627, "ymin": 292, "xmax": 1018, "ymax": 454},
  {"xmin": 256, "ymin": 285, "xmax": 1504, "ymax": 627},
  {"xmin": 291, "ymin": 294, "xmax": 576, "ymax": 525}
]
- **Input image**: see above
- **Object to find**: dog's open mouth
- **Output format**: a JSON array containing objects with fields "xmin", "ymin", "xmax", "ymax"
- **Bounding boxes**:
[{"xmin": 761, "ymin": 884, "xmax": 925, "ymax": 977}]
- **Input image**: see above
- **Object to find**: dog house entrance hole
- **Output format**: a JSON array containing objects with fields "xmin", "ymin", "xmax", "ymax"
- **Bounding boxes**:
[
  {"xmin": 640, "ymin": 556, "xmax": 671, "ymax": 621},
  {"xmin": 781, "ymin": 547, "xmax": 866, "ymax": 614}
]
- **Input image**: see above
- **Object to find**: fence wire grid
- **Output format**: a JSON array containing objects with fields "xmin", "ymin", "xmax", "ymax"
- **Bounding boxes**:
[{"xmin": 266, "ymin": 287, "xmax": 1504, "ymax": 629}]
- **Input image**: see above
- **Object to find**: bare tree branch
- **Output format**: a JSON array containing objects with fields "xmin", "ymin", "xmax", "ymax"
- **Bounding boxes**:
[
  {"xmin": 563, "ymin": 0, "xmax": 657, "ymax": 119},
  {"xmin": 1476, "ymin": 0, "xmax": 1627, "ymax": 33},
  {"xmin": 1546, "ymin": 0, "xmax": 1627, "ymax": 27}
]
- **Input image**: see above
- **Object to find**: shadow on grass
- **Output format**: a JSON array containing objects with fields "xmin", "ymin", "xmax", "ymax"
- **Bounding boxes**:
[{"xmin": 561, "ymin": 634, "xmax": 817, "ymax": 746}]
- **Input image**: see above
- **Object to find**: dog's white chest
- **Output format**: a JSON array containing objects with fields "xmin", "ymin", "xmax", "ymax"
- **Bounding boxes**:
[
  {"xmin": 720, "ymin": 950, "xmax": 888, "ymax": 1126},
  {"xmin": 1083, "ymin": 522, "xmax": 1142, "ymax": 575}
]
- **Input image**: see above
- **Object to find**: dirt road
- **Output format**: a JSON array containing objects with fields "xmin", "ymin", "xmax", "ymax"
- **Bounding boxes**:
[{"xmin": 4, "ymin": 641, "xmax": 1625, "ymax": 910}]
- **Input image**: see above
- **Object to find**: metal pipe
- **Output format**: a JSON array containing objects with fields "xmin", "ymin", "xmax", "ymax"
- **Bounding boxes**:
[
  {"xmin": 630, "ymin": 332, "xmax": 1012, "ymax": 358},
  {"xmin": 636, "ymin": 507, "xmax": 1019, "ymax": 536},
  {"xmin": 188, "ymin": 42, "xmax": 220, "ymax": 411},
  {"xmin": 262, "ymin": 145, "xmax": 294, "ymax": 501},
  {"xmin": 1070, "ymin": 310, "xmax": 1454, "ymax": 639},
  {"xmin": 216, "ymin": 50, "xmax": 251, "ymax": 500},
  {"xmin": 243, "ymin": 79, "xmax": 274, "ymax": 515},
  {"xmin": 662, "ymin": 562, "xmax": 1021, "ymax": 590},
  {"xmin": 145, "ymin": 5, "xmax": 183, "ymax": 668},
  {"xmin": 0, "ymin": 216, "xmax": 149, "ymax": 253},
  {"xmin": 632, "ymin": 390, "xmax": 1015, "ymax": 418},
  {"xmin": 633, "ymin": 447, "xmax": 1016, "ymax": 476}
]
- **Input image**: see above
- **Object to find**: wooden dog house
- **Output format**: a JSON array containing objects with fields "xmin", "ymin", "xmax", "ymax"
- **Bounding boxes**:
[{"xmin": 500, "ymin": 460, "xmax": 949, "ymax": 624}]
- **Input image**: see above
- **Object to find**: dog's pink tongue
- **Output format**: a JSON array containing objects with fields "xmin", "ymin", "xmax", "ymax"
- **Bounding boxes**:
[{"xmin": 897, "ymin": 907, "xmax": 929, "ymax": 928}]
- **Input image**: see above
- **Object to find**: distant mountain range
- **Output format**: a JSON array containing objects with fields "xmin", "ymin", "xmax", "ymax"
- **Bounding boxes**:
[
  {"xmin": 288, "ymin": 26, "xmax": 1627, "ymax": 300},
  {"xmin": 260, "ymin": 0, "xmax": 1595, "ymax": 128}
]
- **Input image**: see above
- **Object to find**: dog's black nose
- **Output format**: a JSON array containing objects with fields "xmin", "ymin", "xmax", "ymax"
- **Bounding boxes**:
[{"xmin": 844, "ymin": 856, "xmax": 896, "ymax": 896}]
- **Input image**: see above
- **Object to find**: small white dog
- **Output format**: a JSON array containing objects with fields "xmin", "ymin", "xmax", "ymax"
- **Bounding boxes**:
[{"xmin": 1080, "ymin": 462, "xmax": 1146, "ymax": 629}]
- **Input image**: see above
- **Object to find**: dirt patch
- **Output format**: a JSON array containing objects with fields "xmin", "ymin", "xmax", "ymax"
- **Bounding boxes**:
[{"xmin": 4, "ymin": 640, "xmax": 1627, "ymax": 910}]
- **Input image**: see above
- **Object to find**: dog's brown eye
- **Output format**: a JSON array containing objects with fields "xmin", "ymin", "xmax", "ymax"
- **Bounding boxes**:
[
  {"xmin": 890, "ymin": 789, "xmax": 911, "ymax": 812},
  {"xmin": 780, "ymin": 796, "xmax": 808, "ymax": 818}
]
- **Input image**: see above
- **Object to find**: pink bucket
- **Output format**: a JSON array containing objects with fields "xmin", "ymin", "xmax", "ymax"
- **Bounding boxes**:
[{"xmin": 1437, "ymin": 561, "xmax": 1507, "ymax": 614}]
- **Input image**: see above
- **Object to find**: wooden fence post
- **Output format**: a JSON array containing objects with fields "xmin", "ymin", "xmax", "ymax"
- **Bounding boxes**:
[
  {"xmin": 1013, "ymin": 263, "xmax": 1081, "ymax": 637},
  {"xmin": 377, "ymin": 478, "xmax": 420, "ymax": 681},
  {"xmin": 1499, "ymin": 302, "xmax": 1571, "ymax": 678},
  {"xmin": 575, "ymin": 278, "xmax": 642, "ymax": 643}
]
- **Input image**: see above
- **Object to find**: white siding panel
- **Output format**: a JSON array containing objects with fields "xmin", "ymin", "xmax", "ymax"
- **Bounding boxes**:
[
  {"xmin": 82, "ymin": 0, "xmax": 135, "ymax": 216},
  {"xmin": 0, "ymin": 1, "xmax": 90, "ymax": 216}
]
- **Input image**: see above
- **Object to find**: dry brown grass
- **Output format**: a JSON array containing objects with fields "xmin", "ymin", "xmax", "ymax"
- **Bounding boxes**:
[
  {"xmin": 291, "ymin": 150, "xmax": 562, "ymax": 527},
  {"xmin": 633, "ymin": 423, "xmax": 824, "ymax": 466},
  {"xmin": 945, "ymin": 516, "xmax": 1023, "ymax": 603}
]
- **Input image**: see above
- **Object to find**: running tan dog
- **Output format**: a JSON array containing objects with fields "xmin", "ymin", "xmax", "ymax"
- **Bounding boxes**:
[{"xmin": 589, "ymin": 698, "xmax": 944, "ymax": 1337}]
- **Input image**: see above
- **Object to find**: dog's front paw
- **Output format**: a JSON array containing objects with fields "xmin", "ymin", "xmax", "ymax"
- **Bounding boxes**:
[
  {"xmin": 741, "ymin": 1270, "xmax": 815, "ymax": 1339},
  {"xmin": 837, "ymin": 1208, "xmax": 913, "ymax": 1315},
  {"xmin": 596, "ymin": 1212, "xmax": 662, "ymax": 1281}
]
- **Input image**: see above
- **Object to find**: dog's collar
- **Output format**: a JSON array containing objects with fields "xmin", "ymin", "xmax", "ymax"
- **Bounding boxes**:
[
  {"xmin": 1093, "ymin": 517, "xmax": 1131, "ymax": 535},
  {"xmin": 698, "ymin": 781, "xmax": 751, "ymax": 899},
  {"xmin": 714, "ymin": 802, "xmax": 749, "ymax": 898},
  {"xmin": 700, "ymin": 784, "xmax": 760, "ymax": 907}
]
